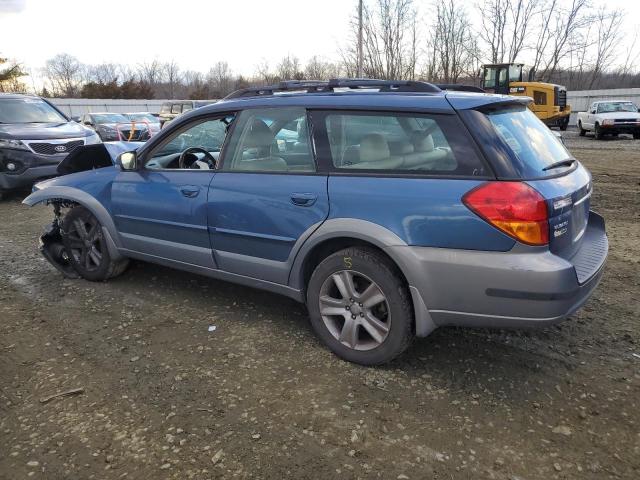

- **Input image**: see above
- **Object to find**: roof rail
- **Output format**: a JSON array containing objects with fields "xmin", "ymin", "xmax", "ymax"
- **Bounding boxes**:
[
  {"xmin": 224, "ymin": 78, "xmax": 441, "ymax": 99},
  {"xmin": 436, "ymin": 84, "xmax": 485, "ymax": 93}
]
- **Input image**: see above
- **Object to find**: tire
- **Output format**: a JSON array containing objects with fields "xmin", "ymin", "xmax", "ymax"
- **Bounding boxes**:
[
  {"xmin": 578, "ymin": 121, "xmax": 586, "ymax": 136},
  {"xmin": 61, "ymin": 206, "xmax": 128, "ymax": 281},
  {"xmin": 306, "ymin": 247, "xmax": 414, "ymax": 365},
  {"xmin": 594, "ymin": 123, "xmax": 603, "ymax": 140},
  {"xmin": 560, "ymin": 118, "xmax": 568, "ymax": 131},
  {"xmin": 633, "ymin": 131, "xmax": 640, "ymax": 140}
]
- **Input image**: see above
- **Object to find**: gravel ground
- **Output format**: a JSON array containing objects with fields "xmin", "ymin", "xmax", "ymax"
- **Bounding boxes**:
[{"xmin": 1, "ymin": 132, "xmax": 639, "ymax": 479}]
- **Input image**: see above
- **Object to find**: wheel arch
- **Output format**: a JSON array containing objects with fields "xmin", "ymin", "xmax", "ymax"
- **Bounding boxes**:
[
  {"xmin": 289, "ymin": 219, "xmax": 437, "ymax": 337},
  {"xmin": 23, "ymin": 186, "xmax": 122, "ymax": 249}
]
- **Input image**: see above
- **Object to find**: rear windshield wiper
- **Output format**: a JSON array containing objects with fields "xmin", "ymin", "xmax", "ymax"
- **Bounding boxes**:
[{"xmin": 543, "ymin": 158, "xmax": 576, "ymax": 171}]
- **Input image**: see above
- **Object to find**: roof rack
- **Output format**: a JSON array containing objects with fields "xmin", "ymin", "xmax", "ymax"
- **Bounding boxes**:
[
  {"xmin": 436, "ymin": 84, "xmax": 485, "ymax": 93},
  {"xmin": 223, "ymin": 78, "xmax": 442, "ymax": 99}
]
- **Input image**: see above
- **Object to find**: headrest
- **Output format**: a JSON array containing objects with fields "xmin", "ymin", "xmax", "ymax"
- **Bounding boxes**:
[
  {"xmin": 297, "ymin": 119, "xmax": 308, "ymax": 140},
  {"xmin": 389, "ymin": 141, "xmax": 415, "ymax": 155},
  {"xmin": 411, "ymin": 130, "xmax": 435, "ymax": 152},
  {"xmin": 244, "ymin": 118, "xmax": 274, "ymax": 148},
  {"xmin": 359, "ymin": 134, "xmax": 390, "ymax": 163}
]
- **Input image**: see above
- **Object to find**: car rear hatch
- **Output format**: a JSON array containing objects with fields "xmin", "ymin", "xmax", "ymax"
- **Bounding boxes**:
[{"xmin": 455, "ymin": 98, "xmax": 607, "ymax": 283}]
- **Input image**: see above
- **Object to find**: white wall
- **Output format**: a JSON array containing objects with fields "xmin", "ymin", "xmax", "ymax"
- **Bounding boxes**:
[
  {"xmin": 47, "ymin": 98, "xmax": 173, "ymax": 116},
  {"xmin": 567, "ymin": 88, "xmax": 640, "ymax": 112}
]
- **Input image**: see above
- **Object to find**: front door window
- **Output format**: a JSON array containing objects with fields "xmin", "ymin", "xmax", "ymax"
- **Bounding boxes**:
[{"xmin": 145, "ymin": 115, "xmax": 235, "ymax": 170}]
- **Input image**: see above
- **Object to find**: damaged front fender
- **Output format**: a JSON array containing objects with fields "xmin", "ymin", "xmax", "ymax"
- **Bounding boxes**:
[{"xmin": 23, "ymin": 187, "xmax": 124, "ymax": 275}]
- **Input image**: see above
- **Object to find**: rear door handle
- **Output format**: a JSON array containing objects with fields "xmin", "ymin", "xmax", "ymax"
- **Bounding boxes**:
[
  {"xmin": 180, "ymin": 186, "xmax": 200, "ymax": 198},
  {"xmin": 290, "ymin": 193, "xmax": 317, "ymax": 207}
]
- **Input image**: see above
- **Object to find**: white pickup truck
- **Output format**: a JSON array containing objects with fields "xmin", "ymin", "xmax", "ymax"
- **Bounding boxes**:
[{"xmin": 577, "ymin": 100, "xmax": 640, "ymax": 140}]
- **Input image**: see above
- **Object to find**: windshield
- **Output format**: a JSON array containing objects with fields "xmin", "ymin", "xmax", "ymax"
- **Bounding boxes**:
[
  {"xmin": 126, "ymin": 113, "xmax": 159, "ymax": 123},
  {"xmin": 92, "ymin": 113, "xmax": 129, "ymax": 124},
  {"xmin": 0, "ymin": 97, "xmax": 67, "ymax": 124},
  {"xmin": 597, "ymin": 102, "xmax": 638, "ymax": 113},
  {"xmin": 485, "ymin": 106, "xmax": 572, "ymax": 177}
]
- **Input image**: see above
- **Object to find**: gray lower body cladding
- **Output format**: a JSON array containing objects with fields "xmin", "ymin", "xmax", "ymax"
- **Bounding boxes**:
[{"xmin": 388, "ymin": 211, "xmax": 608, "ymax": 333}]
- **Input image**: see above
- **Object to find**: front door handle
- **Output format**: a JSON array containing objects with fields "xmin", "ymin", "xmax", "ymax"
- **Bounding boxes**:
[
  {"xmin": 180, "ymin": 187, "xmax": 200, "ymax": 198},
  {"xmin": 290, "ymin": 193, "xmax": 317, "ymax": 207}
]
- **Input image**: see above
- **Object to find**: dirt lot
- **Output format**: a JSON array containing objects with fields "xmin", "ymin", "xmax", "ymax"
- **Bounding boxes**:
[{"xmin": 1, "ymin": 130, "xmax": 639, "ymax": 480}]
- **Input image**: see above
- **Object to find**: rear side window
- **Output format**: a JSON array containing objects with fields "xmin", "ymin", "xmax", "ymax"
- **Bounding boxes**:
[
  {"xmin": 170, "ymin": 104, "xmax": 182, "ymax": 114},
  {"xmin": 318, "ymin": 111, "xmax": 487, "ymax": 176},
  {"xmin": 160, "ymin": 103, "xmax": 171, "ymax": 114}
]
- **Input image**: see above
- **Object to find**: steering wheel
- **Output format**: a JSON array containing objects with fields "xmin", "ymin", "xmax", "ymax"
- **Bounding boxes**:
[{"xmin": 178, "ymin": 147, "xmax": 216, "ymax": 169}]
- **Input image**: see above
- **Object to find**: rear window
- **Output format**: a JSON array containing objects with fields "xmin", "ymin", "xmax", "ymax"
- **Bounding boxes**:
[
  {"xmin": 484, "ymin": 106, "xmax": 572, "ymax": 177},
  {"xmin": 317, "ymin": 111, "xmax": 487, "ymax": 176},
  {"xmin": 160, "ymin": 103, "xmax": 171, "ymax": 114}
]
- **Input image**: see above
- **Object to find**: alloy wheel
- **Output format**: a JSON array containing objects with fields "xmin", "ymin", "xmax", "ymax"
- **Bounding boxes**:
[
  {"xmin": 318, "ymin": 270, "xmax": 391, "ymax": 351},
  {"xmin": 64, "ymin": 216, "xmax": 104, "ymax": 272}
]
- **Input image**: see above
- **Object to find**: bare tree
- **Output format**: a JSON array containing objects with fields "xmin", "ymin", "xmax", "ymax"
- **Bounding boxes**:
[
  {"xmin": 207, "ymin": 61, "xmax": 234, "ymax": 96},
  {"xmin": 87, "ymin": 63, "xmax": 119, "ymax": 84},
  {"xmin": 43, "ymin": 53, "xmax": 84, "ymax": 97},
  {"xmin": 618, "ymin": 30, "xmax": 640, "ymax": 79},
  {"xmin": 276, "ymin": 55, "xmax": 303, "ymax": 80},
  {"xmin": 304, "ymin": 56, "xmax": 340, "ymax": 80},
  {"xmin": 507, "ymin": 0, "xmax": 537, "ymax": 62},
  {"xmin": 429, "ymin": 0, "xmax": 479, "ymax": 83},
  {"xmin": 588, "ymin": 8, "xmax": 623, "ymax": 88},
  {"xmin": 535, "ymin": 0, "xmax": 590, "ymax": 82},
  {"xmin": 341, "ymin": 0, "xmax": 417, "ymax": 79},
  {"xmin": 163, "ymin": 60, "xmax": 181, "ymax": 99},
  {"xmin": 137, "ymin": 60, "xmax": 163, "ymax": 86},
  {"xmin": 477, "ymin": 0, "xmax": 509, "ymax": 64},
  {"xmin": 255, "ymin": 60, "xmax": 277, "ymax": 84}
]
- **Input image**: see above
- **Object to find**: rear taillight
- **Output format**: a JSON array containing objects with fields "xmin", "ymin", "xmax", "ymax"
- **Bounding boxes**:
[{"xmin": 463, "ymin": 181, "xmax": 549, "ymax": 246}]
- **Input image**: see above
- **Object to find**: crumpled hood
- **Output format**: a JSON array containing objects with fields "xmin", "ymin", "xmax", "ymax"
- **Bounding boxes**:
[{"xmin": 0, "ymin": 121, "xmax": 91, "ymax": 140}]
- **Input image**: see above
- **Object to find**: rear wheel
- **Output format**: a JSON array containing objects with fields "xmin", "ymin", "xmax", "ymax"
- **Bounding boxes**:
[
  {"xmin": 61, "ymin": 206, "xmax": 128, "ymax": 281},
  {"xmin": 594, "ymin": 123, "xmax": 603, "ymax": 140},
  {"xmin": 306, "ymin": 247, "xmax": 414, "ymax": 365},
  {"xmin": 578, "ymin": 121, "xmax": 586, "ymax": 136}
]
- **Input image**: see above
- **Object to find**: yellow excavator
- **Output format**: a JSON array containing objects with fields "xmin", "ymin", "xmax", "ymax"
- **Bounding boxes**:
[{"xmin": 480, "ymin": 63, "xmax": 571, "ymax": 130}]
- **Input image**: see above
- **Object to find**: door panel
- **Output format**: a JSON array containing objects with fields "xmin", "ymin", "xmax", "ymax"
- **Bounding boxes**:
[
  {"xmin": 207, "ymin": 173, "xmax": 329, "ymax": 283},
  {"xmin": 112, "ymin": 170, "xmax": 215, "ymax": 267}
]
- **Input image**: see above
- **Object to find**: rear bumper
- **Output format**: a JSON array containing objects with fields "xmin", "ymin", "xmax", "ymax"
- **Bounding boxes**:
[{"xmin": 388, "ymin": 211, "xmax": 608, "ymax": 334}]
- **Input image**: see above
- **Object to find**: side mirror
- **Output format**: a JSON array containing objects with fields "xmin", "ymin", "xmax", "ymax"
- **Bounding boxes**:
[
  {"xmin": 71, "ymin": 115, "xmax": 81, "ymax": 123},
  {"xmin": 118, "ymin": 151, "xmax": 137, "ymax": 171},
  {"xmin": 590, "ymin": 109, "xmax": 596, "ymax": 114}
]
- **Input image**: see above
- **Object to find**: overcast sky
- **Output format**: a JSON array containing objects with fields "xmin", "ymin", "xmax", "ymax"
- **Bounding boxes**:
[{"xmin": 1, "ymin": 0, "xmax": 638, "ymax": 84}]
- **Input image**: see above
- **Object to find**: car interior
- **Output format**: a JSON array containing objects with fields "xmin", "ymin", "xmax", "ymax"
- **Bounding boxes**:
[
  {"xmin": 327, "ymin": 114, "xmax": 456, "ymax": 171},
  {"xmin": 144, "ymin": 110, "xmax": 457, "ymax": 173}
]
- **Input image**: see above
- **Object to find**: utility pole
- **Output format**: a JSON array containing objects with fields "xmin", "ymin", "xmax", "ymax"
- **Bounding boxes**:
[{"xmin": 357, "ymin": 0, "xmax": 363, "ymax": 78}]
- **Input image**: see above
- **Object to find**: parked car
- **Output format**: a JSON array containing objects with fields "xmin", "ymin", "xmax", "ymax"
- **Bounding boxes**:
[
  {"xmin": 81, "ymin": 112, "xmax": 151, "ymax": 142},
  {"xmin": 123, "ymin": 112, "xmax": 161, "ymax": 136},
  {"xmin": 24, "ymin": 79, "xmax": 608, "ymax": 365},
  {"xmin": 0, "ymin": 93, "xmax": 101, "ymax": 199},
  {"xmin": 158, "ymin": 100, "xmax": 216, "ymax": 127},
  {"xmin": 577, "ymin": 100, "xmax": 640, "ymax": 139}
]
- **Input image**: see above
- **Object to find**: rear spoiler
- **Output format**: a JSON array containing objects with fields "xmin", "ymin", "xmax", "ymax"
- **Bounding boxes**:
[{"xmin": 436, "ymin": 84, "xmax": 485, "ymax": 93}]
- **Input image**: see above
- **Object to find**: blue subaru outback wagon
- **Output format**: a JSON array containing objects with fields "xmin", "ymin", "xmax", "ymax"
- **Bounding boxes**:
[{"xmin": 24, "ymin": 79, "xmax": 608, "ymax": 365}]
